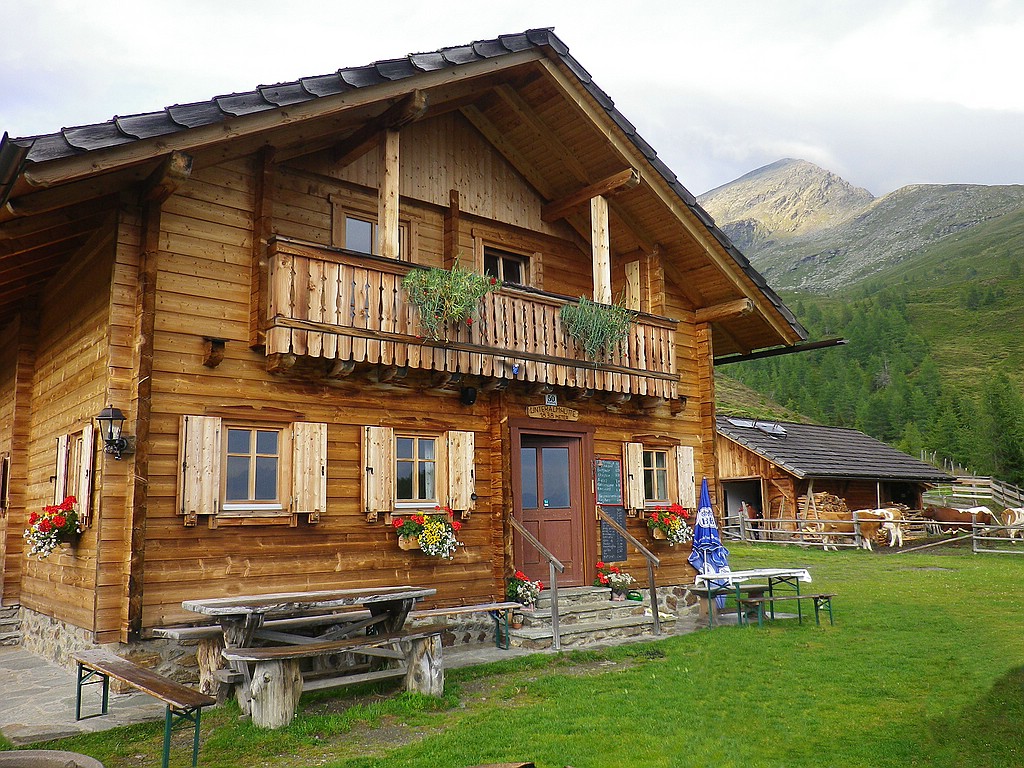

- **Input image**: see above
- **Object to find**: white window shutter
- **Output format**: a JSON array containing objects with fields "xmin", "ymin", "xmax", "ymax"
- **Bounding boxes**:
[
  {"xmin": 674, "ymin": 445, "xmax": 696, "ymax": 508},
  {"xmin": 179, "ymin": 415, "xmax": 222, "ymax": 523},
  {"xmin": 77, "ymin": 425, "xmax": 95, "ymax": 525},
  {"xmin": 292, "ymin": 422, "xmax": 328, "ymax": 523},
  {"xmin": 362, "ymin": 426, "xmax": 394, "ymax": 521},
  {"xmin": 54, "ymin": 434, "xmax": 70, "ymax": 504},
  {"xmin": 622, "ymin": 442, "xmax": 644, "ymax": 510},
  {"xmin": 446, "ymin": 430, "xmax": 475, "ymax": 512}
]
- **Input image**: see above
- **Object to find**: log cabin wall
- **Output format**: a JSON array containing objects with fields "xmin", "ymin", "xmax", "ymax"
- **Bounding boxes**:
[
  {"xmin": 0, "ymin": 313, "xmax": 37, "ymax": 604},
  {"xmin": 18, "ymin": 233, "xmax": 115, "ymax": 633},
  {"xmin": 131, "ymin": 108, "xmax": 710, "ymax": 630}
]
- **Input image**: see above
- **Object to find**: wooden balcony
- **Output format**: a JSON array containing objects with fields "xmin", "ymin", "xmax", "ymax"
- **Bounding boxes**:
[{"xmin": 264, "ymin": 240, "xmax": 678, "ymax": 398}]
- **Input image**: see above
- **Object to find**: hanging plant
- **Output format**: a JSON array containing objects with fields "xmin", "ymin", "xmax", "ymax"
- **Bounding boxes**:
[
  {"xmin": 401, "ymin": 258, "xmax": 500, "ymax": 341},
  {"xmin": 560, "ymin": 296, "xmax": 636, "ymax": 360}
]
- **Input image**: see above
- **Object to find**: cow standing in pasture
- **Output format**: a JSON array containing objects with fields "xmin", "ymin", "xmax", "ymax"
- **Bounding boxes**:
[
  {"xmin": 921, "ymin": 505, "xmax": 993, "ymax": 534},
  {"xmin": 1002, "ymin": 507, "xmax": 1024, "ymax": 540},
  {"xmin": 802, "ymin": 509, "xmax": 902, "ymax": 551}
]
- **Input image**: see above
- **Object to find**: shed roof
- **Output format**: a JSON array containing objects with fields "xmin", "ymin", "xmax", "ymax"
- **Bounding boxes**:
[
  {"xmin": 716, "ymin": 416, "xmax": 954, "ymax": 482},
  {"xmin": 0, "ymin": 28, "xmax": 805, "ymax": 351}
]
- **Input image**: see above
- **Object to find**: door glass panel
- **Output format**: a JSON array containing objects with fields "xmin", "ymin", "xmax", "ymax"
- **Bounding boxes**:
[
  {"xmin": 542, "ymin": 447, "xmax": 570, "ymax": 508},
  {"xmin": 520, "ymin": 447, "xmax": 538, "ymax": 509}
]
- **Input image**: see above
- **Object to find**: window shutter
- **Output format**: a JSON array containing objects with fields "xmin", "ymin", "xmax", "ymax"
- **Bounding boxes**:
[
  {"xmin": 292, "ymin": 422, "xmax": 328, "ymax": 523},
  {"xmin": 179, "ymin": 415, "xmax": 222, "ymax": 525},
  {"xmin": 362, "ymin": 426, "xmax": 394, "ymax": 522},
  {"xmin": 54, "ymin": 434, "xmax": 70, "ymax": 504},
  {"xmin": 446, "ymin": 430, "xmax": 475, "ymax": 513},
  {"xmin": 622, "ymin": 442, "xmax": 644, "ymax": 510},
  {"xmin": 77, "ymin": 425, "xmax": 95, "ymax": 525},
  {"xmin": 674, "ymin": 445, "xmax": 696, "ymax": 508}
]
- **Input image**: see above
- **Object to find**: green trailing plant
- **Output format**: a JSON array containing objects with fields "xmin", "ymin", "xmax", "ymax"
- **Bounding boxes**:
[
  {"xmin": 401, "ymin": 259, "xmax": 500, "ymax": 341},
  {"xmin": 560, "ymin": 296, "xmax": 636, "ymax": 359}
]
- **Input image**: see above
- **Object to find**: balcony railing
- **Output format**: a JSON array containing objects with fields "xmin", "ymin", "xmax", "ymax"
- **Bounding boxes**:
[{"xmin": 265, "ymin": 239, "xmax": 678, "ymax": 398}]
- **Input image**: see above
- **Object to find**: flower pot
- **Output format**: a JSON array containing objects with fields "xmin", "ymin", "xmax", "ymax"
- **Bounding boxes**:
[
  {"xmin": 651, "ymin": 527, "xmax": 667, "ymax": 540},
  {"xmin": 610, "ymin": 591, "xmax": 626, "ymax": 602},
  {"xmin": 398, "ymin": 535, "xmax": 420, "ymax": 551},
  {"xmin": 510, "ymin": 613, "xmax": 524, "ymax": 629}
]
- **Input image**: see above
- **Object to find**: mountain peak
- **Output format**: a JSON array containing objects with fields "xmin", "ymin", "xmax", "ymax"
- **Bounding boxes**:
[{"xmin": 698, "ymin": 159, "xmax": 874, "ymax": 251}]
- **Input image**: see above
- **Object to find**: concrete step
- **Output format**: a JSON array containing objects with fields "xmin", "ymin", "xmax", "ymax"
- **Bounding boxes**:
[{"xmin": 516, "ymin": 599, "xmax": 647, "ymax": 627}]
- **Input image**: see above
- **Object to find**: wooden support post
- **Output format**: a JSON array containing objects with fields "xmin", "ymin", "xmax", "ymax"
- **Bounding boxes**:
[
  {"xmin": 378, "ymin": 129, "xmax": 400, "ymax": 261},
  {"xmin": 625, "ymin": 259, "xmax": 641, "ymax": 311},
  {"xmin": 591, "ymin": 194, "xmax": 611, "ymax": 305},
  {"xmin": 443, "ymin": 189, "xmax": 460, "ymax": 270},
  {"xmin": 249, "ymin": 660, "xmax": 303, "ymax": 729},
  {"xmin": 402, "ymin": 634, "xmax": 444, "ymax": 696}
]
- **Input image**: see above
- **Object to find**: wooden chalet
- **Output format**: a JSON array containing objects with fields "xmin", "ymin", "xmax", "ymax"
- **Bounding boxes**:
[
  {"xmin": 0, "ymin": 29, "xmax": 805, "ymax": 659},
  {"xmin": 716, "ymin": 416, "xmax": 954, "ymax": 525}
]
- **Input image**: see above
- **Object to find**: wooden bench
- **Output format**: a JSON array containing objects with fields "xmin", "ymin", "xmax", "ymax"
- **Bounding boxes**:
[
  {"xmin": 691, "ymin": 583, "xmax": 770, "ymax": 626},
  {"xmin": 221, "ymin": 624, "xmax": 446, "ymax": 728},
  {"xmin": 74, "ymin": 649, "xmax": 216, "ymax": 768},
  {"xmin": 737, "ymin": 593, "xmax": 836, "ymax": 627},
  {"xmin": 408, "ymin": 601, "xmax": 522, "ymax": 649}
]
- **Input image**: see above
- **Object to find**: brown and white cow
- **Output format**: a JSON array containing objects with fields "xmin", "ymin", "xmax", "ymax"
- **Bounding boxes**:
[
  {"xmin": 1002, "ymin": 507, "xmax": 1024, "ymax": 540},
  {"xmin": 921, "ymin": 505, "xmax": 995, "ymax": 534}
]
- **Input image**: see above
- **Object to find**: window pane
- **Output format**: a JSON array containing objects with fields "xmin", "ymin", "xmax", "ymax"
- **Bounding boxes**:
[
  {"xmin": 484, "ymin": 254, "xmax": 499, "ymax": 279},
  {"xmin": 256, "ymin": 430, "xmax": 278, "ymax": 455},
  {"xmin": 254, "ymin": 457, "xmax": 278, "ymax": 500},
  {"xmin": 656, "ymin": 469, "xmax": 668, "ymax": 501},
  {"xmin": 542, "ymin": 447, "xmax": 570, "ymax": 508},
  {"xmin": 418, "ymin": 461, "xmax": 435, "ymax": 500},
  {"xmin": 504, "ymin": 258, "xmax": 522, "ymax": 285},
  {"xmin": 226, "ymin": 456, "xmax": 250, "ymax": 501},
  {"xmin": 346, "ymin": 216, "xmax": 374, "ymax": 254},
  {"xmin": 396, "ymin": 437, "xmax": 414, "ymax": 460},
  {"xmin": 396, "ymin": 462, "xmax": 413, "ymax": 500},
  {"xmin": 644, "ymin": 469, "xmax": 656, "ymax": 501},
  {"xmin": 227, "ymin": 428, "xmax": 250, "ymax": 454},
  {"xmin": 418, "ymin": 438, "xmax": 435, "ymax": 460},
  {"xmin": 520, "ymin": 448, "xmax": 538, "ymax": 509},
  {"xmin": 655, "ymin": 452, "xmax": 667, "ymax": 469}
]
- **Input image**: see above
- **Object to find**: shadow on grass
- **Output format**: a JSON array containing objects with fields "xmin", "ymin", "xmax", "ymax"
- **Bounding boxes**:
[{"xmin": 922, "ymin": 665, "xmax": 1024, "ymax": 767}]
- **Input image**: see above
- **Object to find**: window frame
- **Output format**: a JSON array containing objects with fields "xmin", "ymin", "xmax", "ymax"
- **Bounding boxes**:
[
  {"xmin": 482, "ymin": 245, "xmax": 530, "ymax": 287},
  {"xmin": 330, "ymin": 198, "xmax": 411, "ymax": 261},
  {"xmin": 394, "ymin": 433, "xmax": 441, "ymax": 509},
  {"xmin": 642, "ymin": 448, "xmax": 671, "ymax": 506},
  {"xmin": 221, "ymin": 423, "xmax": 290, "ymax": 513}
]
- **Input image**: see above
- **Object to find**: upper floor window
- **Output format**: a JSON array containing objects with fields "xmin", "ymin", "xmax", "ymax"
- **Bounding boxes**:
[
  {"xmin": 331, "ymin": 200, "xmax": 408, "ymax": 260},
  {"xmin": 483, "ymin": 247, "xmax": 528, "ymax": 286}
]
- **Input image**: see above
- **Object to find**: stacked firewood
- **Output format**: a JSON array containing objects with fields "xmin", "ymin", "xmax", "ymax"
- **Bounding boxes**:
[{"xmin": 799, "ymin": 492, "xmax": 848, "ymax": 520}]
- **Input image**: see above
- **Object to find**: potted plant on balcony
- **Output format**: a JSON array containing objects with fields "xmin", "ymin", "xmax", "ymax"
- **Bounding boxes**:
[
  {"xmin": 647, "ymin": 503, "xmax": 694, "ymax": 545},
  {"xmin": 560, "ymin": 296, "xmax": 635, "ymax": 360},
  {"xmin": 401, "ymin": 258, "xmax": 501, "ymax": 342},
  {"xmin": 24, "ymin": 495, "xmax": 82, "ymax": 559}
]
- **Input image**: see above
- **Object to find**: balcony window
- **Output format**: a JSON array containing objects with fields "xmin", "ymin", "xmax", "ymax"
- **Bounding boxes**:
[{"xmin": 484, "ymin": 246, "xmax": 528, "ymax": 286}]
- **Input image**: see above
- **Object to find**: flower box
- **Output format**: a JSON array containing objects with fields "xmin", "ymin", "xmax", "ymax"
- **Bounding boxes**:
[
  {"xmin": 398, "ymin": 535, "xmax": 420, "ymax": 551},
  {"xmin": 652, "ymin": 527, "xmax": 667, "ymax": 540}
]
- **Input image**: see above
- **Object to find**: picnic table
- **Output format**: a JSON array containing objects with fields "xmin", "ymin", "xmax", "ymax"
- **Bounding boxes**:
[
  {"xmin": 182, "ymin": 585, "xmax": 439, "ymax": 727},
  {"xmin": 693, "ymin": 568, "xmax": 812, "ymax": 627}
]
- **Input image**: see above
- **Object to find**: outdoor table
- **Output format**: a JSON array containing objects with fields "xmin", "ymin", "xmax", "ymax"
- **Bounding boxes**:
[
  {"xmin": 693, "ymin": 568, "xmax": 812, "ymax": 627},
  {"xmin": 182, "ymin": 585, "xmax": 436, "ymax": 648}
]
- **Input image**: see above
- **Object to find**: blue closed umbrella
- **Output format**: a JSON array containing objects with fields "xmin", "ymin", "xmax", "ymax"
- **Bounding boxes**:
[{"xmin": 688, "ymin": 477, "xmax": 731, "ymax": 608}]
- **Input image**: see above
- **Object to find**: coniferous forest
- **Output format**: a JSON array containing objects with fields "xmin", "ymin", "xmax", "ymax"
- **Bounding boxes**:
[{"xmin": 728, "ymin": 287, "xmax": 1024, "ymax": 486}]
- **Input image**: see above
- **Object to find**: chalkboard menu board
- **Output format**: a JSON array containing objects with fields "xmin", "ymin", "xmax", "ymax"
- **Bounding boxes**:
[
  {"xmin": 595, "ymin": 459, "xmax": 623, "ymax": 506},
  {"xmin": 599, "ymin": 505, "xmax": 627, "ymax": 562}
]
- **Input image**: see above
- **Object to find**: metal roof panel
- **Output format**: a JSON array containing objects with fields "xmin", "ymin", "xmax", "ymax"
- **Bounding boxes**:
[
  {"xmin": 114, "ymin": 112, "xmax": 181, "ymax": 140},
  {"xmin": 258, "ymin": 82, "xmax": 313, "ymax": 106}
]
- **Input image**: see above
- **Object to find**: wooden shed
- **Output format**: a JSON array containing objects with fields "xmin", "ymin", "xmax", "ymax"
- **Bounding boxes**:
[
  {"xmin": 716, "ymin": 416, "xmax": 954, "ymax": 530},
  {"xmin": 0, "ymin": 29, "xmax": 805, "ymax": 658}
]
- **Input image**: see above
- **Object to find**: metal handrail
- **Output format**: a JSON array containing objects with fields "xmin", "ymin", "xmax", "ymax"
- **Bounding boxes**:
[
  {"xmin": 596, "ymin": 508, "xmax": 661, "ymax": 635},
  {"xmin": 508, "ymin": 517, "xmax": 566, "ymax": 650}
]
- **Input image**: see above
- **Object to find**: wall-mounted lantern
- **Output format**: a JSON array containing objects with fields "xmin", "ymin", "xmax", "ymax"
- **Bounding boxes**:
[{"xmin": 96, "ymin": 405, "xmax": 129, "ymax": 460}]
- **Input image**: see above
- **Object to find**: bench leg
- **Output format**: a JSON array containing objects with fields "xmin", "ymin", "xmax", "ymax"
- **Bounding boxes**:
[
  {"xmin": 812, "ymin": 599, "xmax": 821, "ymax": 626},
  {"xmin": 489, "ymin": 609, "xmax": 511, "ymax": 650},
  {"xmin": 162, "ymin": 705, "xmax": 205, "ymax": 768},
  {"xmin": 403, "ymin": 634, "xmax": 444, "ymax": 696},
  {"xmin": 75, "ymin": 664, "xmax": 110, "ymax": 721}
]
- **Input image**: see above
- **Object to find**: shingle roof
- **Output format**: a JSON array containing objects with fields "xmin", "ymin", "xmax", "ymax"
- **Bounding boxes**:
[
  {"xmin": 716, "ymin": 417, "xmax": 954, "ymax": 482},
  {"xmin": 0, "ymin": 28, "xmax": 804, "ymax": 339}
]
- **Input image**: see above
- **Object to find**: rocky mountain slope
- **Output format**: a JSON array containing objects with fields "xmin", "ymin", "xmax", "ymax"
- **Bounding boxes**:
[{"xmin": 699, "ymin": 158, "xmax": 1024, "ymax": 292}]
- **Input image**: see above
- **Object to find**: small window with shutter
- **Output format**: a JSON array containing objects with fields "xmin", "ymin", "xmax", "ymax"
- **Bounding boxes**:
[
  {"xmin": 623, "ymin": 440, "xmax": 696, "ymax": 511},
  {"xmin": 53, "ymin": 427, "xmax": 95, "ymax": 526},
  {"xmin": 178, "ymin": 416, "xmax": 326, "ymax": 526}
]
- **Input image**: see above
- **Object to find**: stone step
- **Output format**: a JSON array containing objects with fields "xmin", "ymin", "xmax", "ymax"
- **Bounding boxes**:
[
  {"xmin": 508, "ymin": 611, "xmax": 676, "ymax": 651},
  {"xmin": 534, "ymin": 586, "xmax": 631, "ymax": 609},
  {"xmin": 516, "ymin": 599, "xmax": 647, "ymax": 627}
]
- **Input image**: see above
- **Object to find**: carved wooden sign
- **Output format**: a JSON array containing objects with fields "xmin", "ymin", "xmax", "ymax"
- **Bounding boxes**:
[{"xmin": 526, "ymin": 405, "xmax": 579, "ymax": 421}]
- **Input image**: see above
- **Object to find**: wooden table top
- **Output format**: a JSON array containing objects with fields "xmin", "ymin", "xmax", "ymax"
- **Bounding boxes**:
[{"xmin": 182, "ymin": 585, "xmax": 436, "ymax": 617}]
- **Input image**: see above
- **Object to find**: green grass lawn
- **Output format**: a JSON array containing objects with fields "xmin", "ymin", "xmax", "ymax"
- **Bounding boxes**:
[{"xmin": 8, "ymin": 543, "xmax": 1024, "ymax": 767}]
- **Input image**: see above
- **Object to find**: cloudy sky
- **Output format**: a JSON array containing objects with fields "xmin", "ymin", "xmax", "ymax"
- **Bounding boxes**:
[{"xmin": 2, "ymin": 0, "xmax": 1021, "ymax": 197}]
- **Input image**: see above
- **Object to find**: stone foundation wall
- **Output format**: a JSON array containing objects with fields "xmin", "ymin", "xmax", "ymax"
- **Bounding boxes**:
[
  {"xmin": 0, "ymin": 604, "xmax": 21, "ymax": 646},
  {"xmin": 18, "ymin": 608, "xmax": 201, "ymax": 685}
]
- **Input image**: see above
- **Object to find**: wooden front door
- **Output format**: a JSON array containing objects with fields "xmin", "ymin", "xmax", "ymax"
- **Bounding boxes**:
[{"xmin": 513, "ymin": 433, "xmax": 586, "ymax": 586}]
